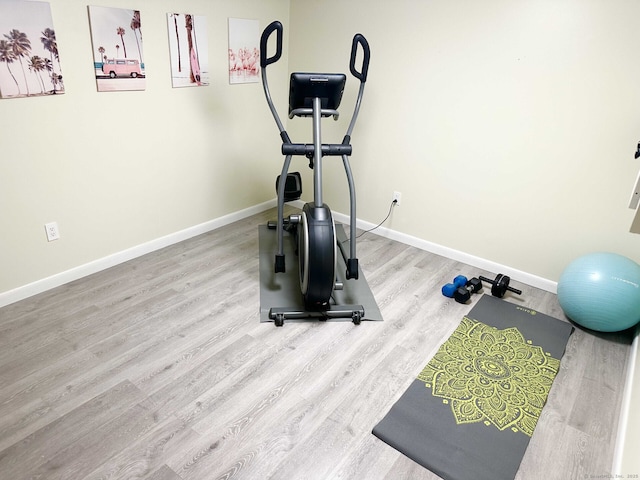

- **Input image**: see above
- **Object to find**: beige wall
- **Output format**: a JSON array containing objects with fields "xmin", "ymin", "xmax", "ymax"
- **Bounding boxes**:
[
  {"xmin": 0, "ymin": 0, "xmax": 290, "ymax": 296},
  {"xmin": 4, "ymin": 0, "xmax": 639, "ymax": 295},
  {"xmin": 288, "ymin": 0, "xmax": 640, "ymax": 283}
]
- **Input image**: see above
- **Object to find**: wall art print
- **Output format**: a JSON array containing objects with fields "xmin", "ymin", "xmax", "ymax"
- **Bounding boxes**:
[
  {"xmin": 88, "ymin": 5, "xmax": 145, "ymax": 92},
  {"xmin": 0, "ymin": 0, "xmax": 64, "ymax": 99},
  {"xmin": 167, "ymin": 13, "xmax": 209, "ymax": 88},
  {"xmin": 228, "ymin": 18, "xmax": 259, "ymax": 85}
]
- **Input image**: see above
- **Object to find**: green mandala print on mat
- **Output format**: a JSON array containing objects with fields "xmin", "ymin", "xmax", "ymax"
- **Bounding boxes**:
[{"xmin": 417, "ymin": 317, "xmax": 561, "ymax": 436}]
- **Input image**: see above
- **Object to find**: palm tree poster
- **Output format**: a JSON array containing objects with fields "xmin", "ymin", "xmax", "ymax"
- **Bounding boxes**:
[
  {"xmin": 88, "ymin": 5, "xmax": 145, "ymax": 92},
  {"xmin": 0, "ymin": 1, "xmax": 64, "ymax": 99},
  {"xmin": 228, "ymin": 18, "xmax": 259, "ymax": 85},
  {"xmin": 167, "ymin": 13, "xmax": 209, "ymax": 88}
]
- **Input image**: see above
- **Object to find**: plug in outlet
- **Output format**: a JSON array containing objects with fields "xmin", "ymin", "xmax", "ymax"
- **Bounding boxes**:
[
  {"xmin": 45, "ymin": 222, "xmax": 60, "ymax": 242},
  {"xmin": 392, "ymin": 191, "xmax": 402, "ymax": 206}
]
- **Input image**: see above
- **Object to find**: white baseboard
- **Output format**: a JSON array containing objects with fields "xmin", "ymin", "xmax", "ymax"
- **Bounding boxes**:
[
  {"xmin": 0, "ymin": 199, "xmax": 276, "ymax": 308},
  {"xmin": 330, "ymin": 208, "xmax": 558, "ymax": 293},
  {"xmin": 1, "ymin": 199, "xmax": 556, "ymax": 309}
]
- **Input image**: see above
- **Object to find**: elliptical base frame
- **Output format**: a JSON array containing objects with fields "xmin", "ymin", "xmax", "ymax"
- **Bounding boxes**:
[{"xmin": 269, "ymin": 304, "xmax": 364, "ymax": 327}]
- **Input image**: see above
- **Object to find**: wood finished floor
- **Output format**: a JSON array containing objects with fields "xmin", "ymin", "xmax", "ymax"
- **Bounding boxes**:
[{"xmin": 0, "ymin": 207, "xmax": 632, "ymax": 480}]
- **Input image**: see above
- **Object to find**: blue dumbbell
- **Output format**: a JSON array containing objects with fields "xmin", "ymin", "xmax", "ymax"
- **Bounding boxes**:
[{"xmin": 442, "ymin": 275, "xmax": 468, "ymax": 298}]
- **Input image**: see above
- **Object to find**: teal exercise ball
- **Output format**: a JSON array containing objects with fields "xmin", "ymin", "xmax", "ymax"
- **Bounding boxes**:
[{"xmin": 557, "ymin": 252, "xmax": 640, "ymax": 332}]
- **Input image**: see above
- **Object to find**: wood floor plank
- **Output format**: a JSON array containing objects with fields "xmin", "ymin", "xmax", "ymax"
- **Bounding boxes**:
[
  {"xmin": 82, "ymin": 416, "xmax": 201, "ymax": 480},
  {"xmin": 146, "ymin": 465, "xmax": 183, "ymax": 480},
  {"xmin": 165, "ymin": 326, "xmax": 361, "ymax": 477},
  {"xmin": 29, "ymin": 400, "xmax": 163, "ymax": 480},
  {"xmin": 187, "ymin": 323, "xmax": 358, "ymax": 436},
  {"xmin": 0, "ymin": 207, "xmax": 632, "ymax": 480},
  {"xmin": 263, "ymin": 344, "xmax": 423, "ymax": 480},
  {"xmin": 0, "ymin": 350, "xmax": 104, "ymax": 452},
  {"xmin": 0, "ymin": 380, "xmax": 147, "ymax": 477}
]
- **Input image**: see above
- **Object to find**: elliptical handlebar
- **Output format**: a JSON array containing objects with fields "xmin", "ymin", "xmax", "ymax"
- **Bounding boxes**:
[
  {"xmin": 344, "ymin": 34, "xmax": 370, "ymax": 139},
  {"xmin": 260, "ymin": 21, "xmax": 283, "ymax": 68},
  {"xmin": 349, "ymin": 34, "xmax": 370, "ymax": 83},
  {"xmin": 260, "ymin": 21, "xmax": 286, "ymax": 135},
  {"xmin": 259, "ymin": 21, "xmax": 370, "ymax": 140}
]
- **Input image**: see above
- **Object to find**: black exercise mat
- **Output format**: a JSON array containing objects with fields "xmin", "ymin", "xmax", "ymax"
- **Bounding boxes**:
[
  {"xmin": 372, "ymin": 295, "xmax": 574, "ymax": 480},
  {"xmin": 258, "ymin": 223, "xmax": 382, "ymax": 322}
]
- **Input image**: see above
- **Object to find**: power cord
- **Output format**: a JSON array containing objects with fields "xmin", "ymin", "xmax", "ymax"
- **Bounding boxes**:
[{"xmin": 343, "ymin": 199, "xmax": 398, "ymax": 242}]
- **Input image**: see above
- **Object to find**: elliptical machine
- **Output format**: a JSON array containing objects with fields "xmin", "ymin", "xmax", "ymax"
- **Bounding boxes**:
[{"xmin": 260, "ymin": 21, "xmax": 370, "ymax": 326}]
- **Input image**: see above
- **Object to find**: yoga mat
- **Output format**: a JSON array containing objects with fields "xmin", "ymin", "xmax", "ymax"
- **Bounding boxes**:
[
  {"xmin": 258, "ymin": 223, "xmax": 382, "ymax": 322},
  {"xmin": 372, "ymin": 295, "xmax": 574, "ymax": 480}
]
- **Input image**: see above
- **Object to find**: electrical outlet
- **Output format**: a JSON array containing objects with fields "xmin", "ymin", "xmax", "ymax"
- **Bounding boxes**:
[
  {"xmin": 45, "ymin": 222, "xmax": 60, "ymax": 242},
  {"xmin": 392, "ymin": 191, "xmax": 402, "ymax": 206}
]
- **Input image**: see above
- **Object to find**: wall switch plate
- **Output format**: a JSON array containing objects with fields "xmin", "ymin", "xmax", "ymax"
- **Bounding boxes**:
[
  {"xmin": 45, "ymin": 222, "xmax": 60, "ymax": 242},
  {"xmin": 630, "ymin": 170, "xmax": 640, "ymax": 210},
  {"xmin": 631, "ymin": 208, "xmax": 640, "ymax": 234}
]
